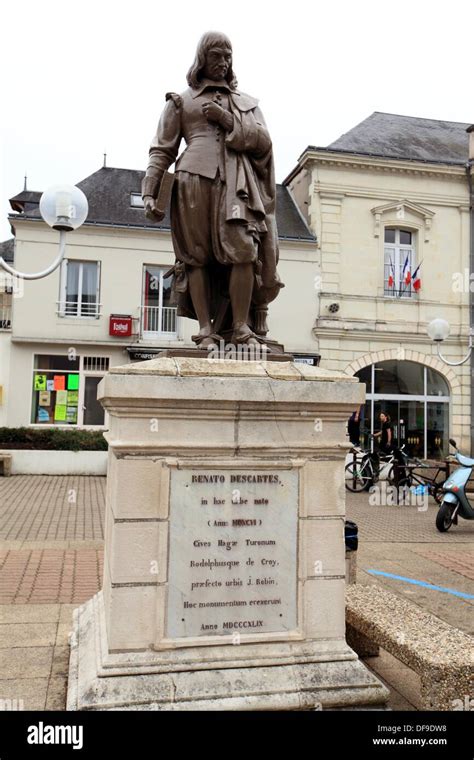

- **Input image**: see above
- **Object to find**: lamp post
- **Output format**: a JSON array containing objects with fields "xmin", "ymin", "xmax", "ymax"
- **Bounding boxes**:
[
  {"xmin": 426, "ymin": 318, "xmax": 473, "ymax": 367},
  {"xmin": 0, "ymin": 185, "xmax": 88, "ymax": 280},
  {"xmin": 427, "ymin": 318, "xmax": 474, "ymax": 455}
]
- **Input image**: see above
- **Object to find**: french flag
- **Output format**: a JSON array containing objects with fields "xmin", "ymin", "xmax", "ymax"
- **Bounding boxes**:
[
  {"xmin": 412, "ymin": 262, "xmax": 422, "ymax": 292},
  {"xmin": 402, "ymin": 254, "xmax": 411, "ymax": 286},
  {"xmin": 388, "ymin": 257, "xmax": 395, "ymax": 288}
]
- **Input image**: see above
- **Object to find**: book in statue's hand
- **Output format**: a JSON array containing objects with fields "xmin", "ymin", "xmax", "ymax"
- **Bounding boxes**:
[{"xmin": 153, "ymin": 171, "xmax": 175, "ymax": 219}]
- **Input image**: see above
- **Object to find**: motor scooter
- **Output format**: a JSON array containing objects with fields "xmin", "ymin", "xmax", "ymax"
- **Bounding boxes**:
[{"xmin": 436, "ymin": 438, "xmax": 474, "ymax": 532}]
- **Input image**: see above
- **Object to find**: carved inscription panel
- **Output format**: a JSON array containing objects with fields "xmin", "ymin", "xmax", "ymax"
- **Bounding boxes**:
[{"xmin": 166, "ymin": 469, "xmax": 298, "ymax": 639}]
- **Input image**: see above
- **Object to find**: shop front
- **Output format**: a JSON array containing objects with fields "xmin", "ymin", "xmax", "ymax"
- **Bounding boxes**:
[
  {"xmin": 354, "ymin": 360, "xmax": 450, "ymax": 460},
  {"xmin": 31, "ymin": 353, "xmax": 110, "ymax": 427}
]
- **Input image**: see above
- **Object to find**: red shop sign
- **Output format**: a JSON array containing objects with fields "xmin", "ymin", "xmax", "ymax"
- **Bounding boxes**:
[{"xmin": 109, "ymin": 315, "xmax": 132, "ymax": 337}]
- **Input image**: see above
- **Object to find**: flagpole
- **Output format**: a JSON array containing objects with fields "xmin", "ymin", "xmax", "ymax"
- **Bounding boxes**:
[
  {"xmin": 388, "ymin": 256, "xmax": 396, "ymax": 294},
  {"xmin": 412, "ymin": 261, "xmax": 422, "ymax": 292},
  {"xmin": 400, "ymin": 252, "xmax": 410, "ymax": 297}
]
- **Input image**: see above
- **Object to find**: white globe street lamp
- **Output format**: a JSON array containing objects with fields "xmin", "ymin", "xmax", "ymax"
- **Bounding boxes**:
[
  {"xmin": 0, "ymin": 184, "xmax": 88, "ymax": 280},
  {"xmin": 426, "ymin": 318, "xmax": 473, "ymax": 366},
  {"xmin": 427, "ymin": 318, "xmax": 450, "ymax": 342}
]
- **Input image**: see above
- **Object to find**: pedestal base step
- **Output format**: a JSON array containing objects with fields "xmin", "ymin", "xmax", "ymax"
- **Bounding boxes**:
[
  {"xmin": 67, "ymin": 594, "xmax": 389, "ymax": 711},
  {"xmin": 158, "ymin": 348, "xmax": 294, "ymax": 362}
]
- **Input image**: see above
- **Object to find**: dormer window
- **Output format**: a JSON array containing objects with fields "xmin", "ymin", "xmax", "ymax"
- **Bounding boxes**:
[{"xmin": 130, "ymin": 193, "xmax": 144, "ymax": 208}]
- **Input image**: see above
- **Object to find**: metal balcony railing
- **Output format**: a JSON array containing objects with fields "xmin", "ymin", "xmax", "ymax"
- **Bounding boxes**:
[
  {"xmin": 141, "ymin": 305, "xmax": 177, "ymax": 337},
  {"xmin": 56, "ymin": 301, "xmax": 102, "ymax": 318},
  {"xmin": 383, "ymin": 285, "xmax": 415, "ymax": 299}
]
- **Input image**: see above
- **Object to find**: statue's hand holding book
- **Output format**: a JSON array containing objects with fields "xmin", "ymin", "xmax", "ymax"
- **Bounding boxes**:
[{"xmin": 143, "ymin": 172, "xmax": 175, "ymax": 222}]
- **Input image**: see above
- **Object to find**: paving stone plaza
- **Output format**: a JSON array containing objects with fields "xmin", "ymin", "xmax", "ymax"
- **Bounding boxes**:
[{"xmin": 0, "ymin": 475, "xmax": 471, "ymax": 710}]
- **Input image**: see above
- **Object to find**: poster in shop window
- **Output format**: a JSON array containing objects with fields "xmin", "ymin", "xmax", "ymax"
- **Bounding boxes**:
[
  {"xmin": 34, "ymin": 375, "xmax": 47, "ymax": 391},
  {"xmin": 67, "ymin": 375, "xmax": 80, "ymax": 390},
  {"xmin": 54, "ymin": 405, "xmax": 67, "ymax": 422},
  {"xmin": 53, "ymin": 376, "xmax": 65, "ymax": 391},
  {"xmin": 37, "ymin": 408, "xmax": 50, "ymax": 423},
  {"xmin": 56, "ymin": 390, "xmax": 68, "ymax": 406},
  {"xmin": 66, "ymin": 406, "xmax": 78, "ymax": 424}
]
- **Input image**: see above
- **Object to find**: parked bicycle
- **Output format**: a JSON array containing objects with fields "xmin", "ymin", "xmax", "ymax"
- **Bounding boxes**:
[
  {"xmin": 387, "ymin": 456, "xmax": 449, "ymax": 504},
  {"xmin": 345, "ymin": 435, "xmax": 406, "ymax": 492},
  {"xmin": 346, "ymin": 436, "xmax": 450, "ymax": 503}
]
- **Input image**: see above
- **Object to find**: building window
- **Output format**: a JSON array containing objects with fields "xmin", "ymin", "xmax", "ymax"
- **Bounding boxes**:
[
  {"xmin": 0, "ymin": 291, "xmax": 12, "ymax": 329},
  {"xmin": 84, "ymin": 356, "xmax": 110, "ymax": 372},
  {"xmin": 32, "ymin": 354, "xmax": 81, "ymax": 425},
  {"xmin": 141, "ymin": 265, "xmax": 177, "ymax": 338},
  {"xmin": 384, "ymin": 228, "xmax": 416, "ymax": 298},
  {"xmin": 59, "ymin": 260, "xmax": 101, "ymax": 318},
  {"xmin": 31, "ymin": 354, "xmax": 107, "ymax": 427},
  {"xmin": 130, "ymin": 193, "xmax": 144, "ymax": 208},
  {"xmin": 354, "ymin": 360, "xmax": 450, "ymax": 460}
]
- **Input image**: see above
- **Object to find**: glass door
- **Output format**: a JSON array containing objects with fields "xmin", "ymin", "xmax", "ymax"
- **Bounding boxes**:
[
  {"xmin": 356, "ymin": 362, "xmax": 450, "ymax": 460},
  {"xmin": 371, "ymin": 400, "xmax": 425, "ymax": 457},
  {"xmin": 426, "ymin": 403, "xmax": 449, "ymax": 459},
  {"xmin": 83, "ymin": 376, "xmax": 105, "ymax": 426},
  {"xmin": 373, "ymin": 400, "xmax": 400, "ymax": 448},
  {"xmin": 398, "ymin": 401, "xmax": 425, "ymax": 458}
]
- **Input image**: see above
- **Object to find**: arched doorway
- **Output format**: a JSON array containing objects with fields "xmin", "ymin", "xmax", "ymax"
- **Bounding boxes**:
[{"xmin": 354, "ymin": 360, "xmax": 450, "ymax": 460}]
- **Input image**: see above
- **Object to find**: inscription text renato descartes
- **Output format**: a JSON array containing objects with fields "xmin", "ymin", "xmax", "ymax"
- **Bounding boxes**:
[
  {"xmin": 191, "ymin": 473, "xmax": 281, "ymax": 483},
  {"xmin": 166, "ymin": 469, "xmax": 298, "ymax": 639}
]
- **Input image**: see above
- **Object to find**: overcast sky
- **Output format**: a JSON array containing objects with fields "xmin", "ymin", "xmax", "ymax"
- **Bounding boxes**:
[{"xmin": 1, "ymin": 0, "xmax": 472, "ymax": 241}]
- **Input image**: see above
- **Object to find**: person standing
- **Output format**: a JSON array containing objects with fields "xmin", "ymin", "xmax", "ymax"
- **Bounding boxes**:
[
  {"xmin": 348, "ymin": 408, "xmax": 361, "ymax": 446},
  {"xmin": 374, "ymin": 412, "xmax": 394, "ymax": 454}
]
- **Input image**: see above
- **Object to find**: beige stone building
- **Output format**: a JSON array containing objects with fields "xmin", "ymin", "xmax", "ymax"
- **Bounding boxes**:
[
  {"xmin": 0, "ymin": 168, "xmax": 318, "ymax": 431},
  {"xmin": 285, "ymin": 112, "xmax": 474, "ymax": 458},
  {"xmin": 2, "ymin": 113, "xmax": 473, "ymax": 460}
]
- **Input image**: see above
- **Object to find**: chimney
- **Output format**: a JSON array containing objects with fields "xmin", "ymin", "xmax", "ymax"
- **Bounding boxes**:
[{"xmin": 468, "ymin": 125, "xmax": 474, "ymax": 161}]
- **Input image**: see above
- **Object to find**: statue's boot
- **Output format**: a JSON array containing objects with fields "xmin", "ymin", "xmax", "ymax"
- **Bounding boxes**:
[
  {"xmin": 192, "ymin": 331, "xmax": 222, "ymax": 349},
  {"xmin": 231, "ymin": 322, "xmax": 260, "ymax": 346}
]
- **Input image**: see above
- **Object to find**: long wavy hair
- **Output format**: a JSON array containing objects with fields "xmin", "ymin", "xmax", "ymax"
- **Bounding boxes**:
[{"xmin": 187, "ymin": 32, "xmax": 238, "ymax": 90}]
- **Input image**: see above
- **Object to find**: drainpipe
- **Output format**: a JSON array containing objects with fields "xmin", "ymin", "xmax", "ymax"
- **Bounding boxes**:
[{"xmin": 467, "ymin": 125, "xmax": 474, "ymax": 454}]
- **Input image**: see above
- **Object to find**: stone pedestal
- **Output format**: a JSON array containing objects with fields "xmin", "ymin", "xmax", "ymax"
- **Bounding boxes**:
[{"xmin": 67, "ymin": 357, "xmax": 388, "ymax": 710}]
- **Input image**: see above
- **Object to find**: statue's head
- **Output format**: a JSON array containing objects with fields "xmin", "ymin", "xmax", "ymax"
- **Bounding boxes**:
[{"xmin": 187, "ymin": 31, "xmax": 238, "ymax": 89}]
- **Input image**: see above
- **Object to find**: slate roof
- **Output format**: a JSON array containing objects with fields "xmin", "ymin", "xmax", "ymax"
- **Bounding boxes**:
[
  {"xmin": 9, "ymin": 167, "xmax": 315, "ymax": 242},
  {"xmin": 274, "ymin": 183, "xmax": 315, "ymax": 240},
  {"xmin": 309, "ymin": 112, "xmax": 472, "ymax": 166},
  {"xmin": 0, "ymin": 239, "xmax": 14, "ymax": 263},
  {"xmin": 9, "ymin": 190, "xmax": 42, "ymax": 213}
]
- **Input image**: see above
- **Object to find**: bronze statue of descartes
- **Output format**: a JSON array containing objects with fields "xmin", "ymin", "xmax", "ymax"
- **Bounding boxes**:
[{"xmin": 143, "ymin": 31, "xmax": 283, "ymax": 349}]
